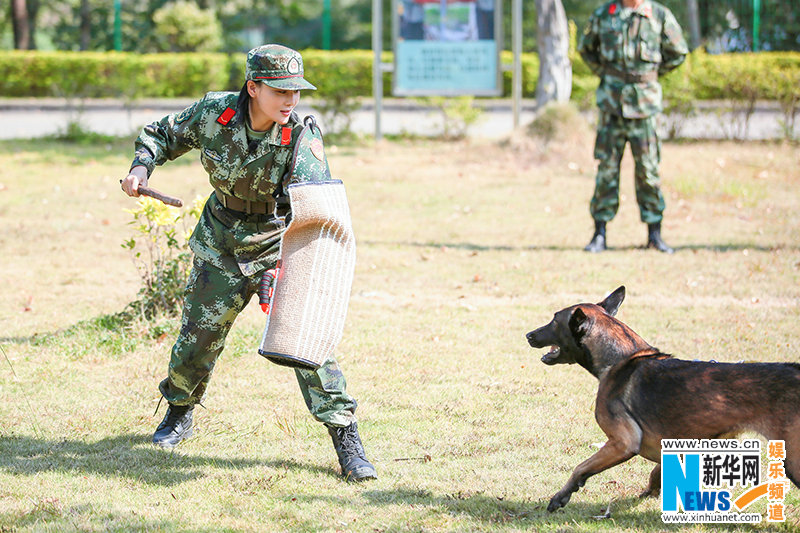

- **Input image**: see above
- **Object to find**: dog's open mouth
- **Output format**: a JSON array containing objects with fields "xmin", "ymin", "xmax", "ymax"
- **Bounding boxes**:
[{"xmin": 541, "ymin": 346, "xmax": 561, "ymax": 364}]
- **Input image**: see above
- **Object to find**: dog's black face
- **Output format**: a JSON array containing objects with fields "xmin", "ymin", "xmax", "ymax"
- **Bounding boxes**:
[
  {"xmin": 526, "ymin": 305, "xmax": 583, "ymax": 365},
  {"xmin": 526, "ymin": 286, "xmax": 626, "ymax": 366}
]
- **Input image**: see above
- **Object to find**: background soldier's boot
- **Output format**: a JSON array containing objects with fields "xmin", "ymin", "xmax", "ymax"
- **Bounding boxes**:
[
  {"xmin": 647, "ymin": 223, "xmax": 674, "ymax": 254},
  {"xmin": 583, "ymin": 221, "xmax": 607, "ymax": 253},
  {"xmin": 153, "ymin": 403, "xmax": 194, "ymax": 448},
  {"xmin": 326, "ymin": 422, "xmax": 377, "ymax": 481}
]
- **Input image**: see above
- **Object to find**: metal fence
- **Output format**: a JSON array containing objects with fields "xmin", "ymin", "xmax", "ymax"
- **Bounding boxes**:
[
  {"xmin": 697, "ymin": 0, "xmax": 800, "ymax": 51},
  {"xmin": 613, "ymin": 0, "xmax": 799, "ymax": 52}
]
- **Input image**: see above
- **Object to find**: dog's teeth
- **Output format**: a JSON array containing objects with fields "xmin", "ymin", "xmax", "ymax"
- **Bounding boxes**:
[{"xmin": 541, "ymin": 346, "xmax": 561, "ymax": 363}]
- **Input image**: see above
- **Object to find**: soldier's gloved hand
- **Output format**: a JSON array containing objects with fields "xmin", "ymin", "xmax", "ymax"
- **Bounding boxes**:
[{"xmin": 121, "ymin": 165, "xmax": 149, "ymax": 197}]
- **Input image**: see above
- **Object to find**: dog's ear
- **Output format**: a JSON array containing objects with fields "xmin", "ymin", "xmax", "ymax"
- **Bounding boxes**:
[
  {"xmin": 598, "ymin": 286, "xmax": 625, "ymax": 316},
  {"xmin": 569, "ymin": 307, "xmax": 592, "ymax": 342}
]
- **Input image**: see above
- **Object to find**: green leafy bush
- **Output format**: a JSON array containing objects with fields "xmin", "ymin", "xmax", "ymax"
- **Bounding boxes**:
[
  {"xmin": 152, "ymin": 1, "xmax": 223, "ymax": 53},
  {"xmin": 687, "ymin": 50, "xmax": 800, "ymax": 101},
  {"xmin": 528, "ymin": 101, "xmax": 587, "ymax": 143},
  {"xmin": 295, "ymin": 50, "xmax": 374, "ymax": 137},
  {"xmin": 500, "ymin": 50, "xmax": 540, "ymax": 98},
  {"xmin": 122, "ymin": 196, "xmax": 204, "ymax": 319},
  {"xmin": 413, "ymin": 96, "xmax": 485, "ymax": 140},
  {"xmin": 0, "ymin": 51, "xmax": 232, "ymax": 98},
  {"xmin": 660, "ymin": 53, "xmax": 698, "ymax": 139},
  {"xmin": 0, "ymin": 49, "xmax": 797, "ymax": 107},
  {"xmin": 775, "ymin": 69, "xmax": 800, "ymax": 139}
]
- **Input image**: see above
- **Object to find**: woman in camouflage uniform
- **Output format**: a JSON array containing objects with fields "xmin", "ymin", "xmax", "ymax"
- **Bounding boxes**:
[{"xmin": 120, "ymin": 44, "xmax": 376, "ymax": 481}]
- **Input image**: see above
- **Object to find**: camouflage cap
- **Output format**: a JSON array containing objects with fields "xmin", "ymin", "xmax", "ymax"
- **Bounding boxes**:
[{"xmin": 246, "ymin": 44, "xmax": 317, "ymax": 91}]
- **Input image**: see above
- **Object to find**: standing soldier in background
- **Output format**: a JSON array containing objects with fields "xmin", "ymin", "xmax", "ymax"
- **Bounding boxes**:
[{"xmin": 579, "ymin": 0, "xmax": 688, "ymax": 253}]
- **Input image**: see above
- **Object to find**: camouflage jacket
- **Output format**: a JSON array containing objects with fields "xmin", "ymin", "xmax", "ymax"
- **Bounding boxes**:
[
  {"xmin": 578, "ymin": 0, "xmax": 688, "ymax": 118},
  {"xmin": 130, "ymin": 91, "xmax": 331, "ymax": 276},
  {"xmin": 132, "ymin": 91, "xmax": 302, "ymax": 201}
]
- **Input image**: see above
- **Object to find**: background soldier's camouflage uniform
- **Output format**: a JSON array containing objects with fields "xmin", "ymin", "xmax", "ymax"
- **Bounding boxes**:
[
  {"xmin": 131, "ymin": 46, "xmax": 357, "ymax": 428},
  {"xmin": 578, "ymin": 0, "xmax": 688, "ymax": 224}
]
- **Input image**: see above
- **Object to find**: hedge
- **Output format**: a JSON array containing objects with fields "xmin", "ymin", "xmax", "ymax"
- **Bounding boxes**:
[
  {"xmin": 0, "ymin": 49, "xmax": 798, "ymax": 104},
  {"xmin": 682, "ymin": 50, "xmax": 800, "ymax": 104},
  {"xmin": 0, "ymin": 51, "xmax": 232, "ymax": 98}
]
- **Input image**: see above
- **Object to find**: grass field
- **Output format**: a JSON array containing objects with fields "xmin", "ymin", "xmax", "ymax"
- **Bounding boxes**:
[{"xmin": 0, "ymin": 127, "xmax": 798, "ymax": 532}]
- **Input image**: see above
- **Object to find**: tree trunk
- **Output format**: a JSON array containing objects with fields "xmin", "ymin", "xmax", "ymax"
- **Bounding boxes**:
[
  {"xmin": 80, "ymin": 0, "xmax": 91, "ymax": 50},
  {"xmin": 534, "ymin": 0, "xmax": 572, "ymax": 108},
  {"xmin": 28, "ymin": 0, "xmax": 40, "ymax": 50},
  {"xmin": 10, "ymin": 0, "xmax": 31, "ymax": 50}
]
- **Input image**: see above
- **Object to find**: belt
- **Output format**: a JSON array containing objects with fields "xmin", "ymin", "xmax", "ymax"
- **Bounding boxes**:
[
  {"xmin": 214, "ymin": 189, "xmax": 275, "ymax": 215},
  {"xmin": 603, "ymin": 67, "xmax": 658, "ymax": 83}
]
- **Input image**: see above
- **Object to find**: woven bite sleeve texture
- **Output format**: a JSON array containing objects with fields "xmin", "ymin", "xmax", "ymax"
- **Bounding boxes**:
[{"xmin": 259, "ymin": 180, "xmax": 356, "ymax": 369}]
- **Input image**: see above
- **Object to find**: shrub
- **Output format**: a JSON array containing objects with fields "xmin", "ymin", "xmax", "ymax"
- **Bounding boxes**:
[
  {"xmin": 528, "ymin": 101, "xmax": 580, "ymax": 141},
  {"xmin": 688, "ymin": 50, "xmax": 800, "ymax": 101},
  {"xmin": 775, "ymin": 68, "xmax": 800, "ymax": 140},
  {"xmin": 0, "ymin": 51, "xmax": 232, "ymax": 98},
  {"xmin": 152, "ymin": 1, "xmax": 222, "ymax": 53},
  {"xmin": 301, "ymin": 50, "xmax": 374, "ymax": 137},
  {"xmin": 0, "ymin": 49, "xmax": 797, "ymax": 108},
  {"xmin": 413, "ymin": 96, "xmax": 485, "ymax": 140},
  {"xmin": 500, "ymin": 50, "xmax": 540, "ymax": 98},
  {"xmin": 660, "ymin": 53, "xmax": 698, "ymax": 140},
  {"xmin": 122, "ymin": 196, "xmax": 204, "ymax": 319}
]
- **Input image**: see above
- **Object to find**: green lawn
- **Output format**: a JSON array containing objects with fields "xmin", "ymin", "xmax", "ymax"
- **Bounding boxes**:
[{"xmin": 0, "ymin": 133, "xmax": 798, "ymax": 532}]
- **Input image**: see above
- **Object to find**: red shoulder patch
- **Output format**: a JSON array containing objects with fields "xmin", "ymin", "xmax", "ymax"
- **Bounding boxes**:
[
  {"xmin": 609, "ymin": 3, "xmax": 617, "ymax": 14},
  {"xmin": 216, "ymin": 107, "xmax": 236, "ymax": 126},
  {"xmin": 281, "ymin": 126, "xmax": 292, "ymax": 146}
]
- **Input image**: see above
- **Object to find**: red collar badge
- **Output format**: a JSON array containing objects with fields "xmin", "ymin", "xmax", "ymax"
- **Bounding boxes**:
[
  {"xmin": 216, "ymin": 107, "xmax": 236, "ymax": 126},
  {"xmin": 281, "ymin": 126, "xmax": 292, "ymax": 146}
]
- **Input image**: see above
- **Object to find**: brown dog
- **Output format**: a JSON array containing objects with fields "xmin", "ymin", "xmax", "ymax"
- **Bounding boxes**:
[{"xmin": 526, "ymin": 286, "xmax": 800, "ymax": 512}]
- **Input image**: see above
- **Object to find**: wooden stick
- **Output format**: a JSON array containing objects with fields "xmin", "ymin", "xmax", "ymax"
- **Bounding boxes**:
[
  {"xmin": 137, "ymin": 186, "xmax": 183, "ymax": 207},
  {"xmin": 120, "ymin": 179, "xmax": 184, "ymax": 207}
]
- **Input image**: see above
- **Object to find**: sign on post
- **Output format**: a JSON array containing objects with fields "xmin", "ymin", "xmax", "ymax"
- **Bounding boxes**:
[{"xmin": 392, "ymin": 0, "xmax": 502, "ymax": 96}]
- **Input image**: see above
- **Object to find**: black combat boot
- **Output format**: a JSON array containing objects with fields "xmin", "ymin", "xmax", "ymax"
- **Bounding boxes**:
[
  {"xmin": 583, "ymin": 220, "xmax": 607, "ymax": 253},
  {"xmin": 153, "ymin": 403, "xmax": 194, "ymax": 448},
  {"xmin": 647, "ymin": 222, "xmax": 674, "ymax": 254},
  {"xmin": 326, "ymin": 422, "xmax": 377, "ymax": 481}
]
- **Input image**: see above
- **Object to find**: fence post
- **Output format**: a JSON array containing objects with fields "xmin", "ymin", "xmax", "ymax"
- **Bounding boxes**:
[
  {"xmin": 752, "ymin": 0, "xmax": 761, "ymax": 51},
  {"xmin": 512, "ymin": 0, "xmax": 522, "ymax": 128},
  {"xmin": 323, "ymin": 0, "xmax": 332, "ymax": 50},
  {"xmin": 372, "ymin": 0, "xmax": 382, "ymax": 141},
  {"xmin": 113, "ymin": 0, "xmax": 122, "ymax": 51}
]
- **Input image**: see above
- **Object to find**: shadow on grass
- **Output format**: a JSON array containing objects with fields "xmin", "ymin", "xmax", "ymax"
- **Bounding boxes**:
[
  {"xmin": 0, "ymin": 507, "xmax": 199, "ymax": 533},
  {"xmin": 308, "ymin": 489, "xmax": 754, "ymax": 530},
  {"xmin": 0, "ymin": 433, "xmax": 335, "ymax": 487},
  {"xmin": 0, "ymin": 308, "xmax": 172, "ymax": 350},
  {"xmin": 292, "ymin": 487, "xmax": 681, "ymax": 528},
  {"xmin": 0, "ymin": 315, "xmax": 122, "ymax": 346},
  {"xmin": 362, "ymin": 239, "xmax": 798, "ymax": 254}
]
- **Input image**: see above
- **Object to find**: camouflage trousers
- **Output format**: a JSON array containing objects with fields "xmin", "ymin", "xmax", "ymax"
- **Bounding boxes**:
[
  {"xmin": 590, "ymin": 111, "xmax": 666, "ymax": 224},
  {"xmin": 159, "ymin": 256, "xmax": 358, "ymax": 428}
]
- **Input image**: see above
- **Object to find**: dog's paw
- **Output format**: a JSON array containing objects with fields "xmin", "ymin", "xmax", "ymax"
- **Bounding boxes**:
[{"xmin": 547, "ymin": 492, "xmax": 572, "ymax": 512}]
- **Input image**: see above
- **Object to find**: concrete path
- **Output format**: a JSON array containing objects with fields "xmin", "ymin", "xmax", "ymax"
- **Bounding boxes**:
[{"xmin": 0, "ymin": 97, "xmax": 795, "ymax": 141}]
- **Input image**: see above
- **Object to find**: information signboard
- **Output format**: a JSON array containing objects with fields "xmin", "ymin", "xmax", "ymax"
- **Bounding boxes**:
[{"xmin": 393, "ymin": 0, "xmax": 502, "ymax": 96}]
